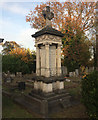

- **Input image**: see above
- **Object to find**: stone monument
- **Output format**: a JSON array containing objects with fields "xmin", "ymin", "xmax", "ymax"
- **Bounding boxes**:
[
  {"xmin": 15, "ymin": 6, "xmax": 71, "ymax": 117},
  {"xmin": 30, "ymin": 6, "xmax": 71, "ymax": 116}
]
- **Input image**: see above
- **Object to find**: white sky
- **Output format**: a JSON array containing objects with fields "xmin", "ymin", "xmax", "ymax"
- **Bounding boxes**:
[{"xmin": 0, "ymin": 2, "xmax": 39, "ymax": 52}]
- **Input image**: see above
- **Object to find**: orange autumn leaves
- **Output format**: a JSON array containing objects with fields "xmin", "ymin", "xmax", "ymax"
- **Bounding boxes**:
[
  {"xmin": 26, "ymin": 2, "xmax": 96, "ymax": 32},
  {"xmin": 9, "ymin": 48, "xmax": 33, "ymax": 63}
]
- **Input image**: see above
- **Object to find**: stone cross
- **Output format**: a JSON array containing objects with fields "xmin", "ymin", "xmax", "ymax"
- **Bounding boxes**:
[{"xmin": 42, "ymin": 6, "xmax": 54, "ymax": 26}]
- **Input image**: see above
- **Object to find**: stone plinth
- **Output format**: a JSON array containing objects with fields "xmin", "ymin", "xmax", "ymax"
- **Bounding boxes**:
[
  {"xmin": 32, "ymin": 76, "xmax": 65, "ymax": 94},
  {"xmin": 56, "ymin": 81, "xmax": 64, "ymax": 90},
  {"xmin": 42, "ymin": 83, "xmax": 53, "ymax": 93}
]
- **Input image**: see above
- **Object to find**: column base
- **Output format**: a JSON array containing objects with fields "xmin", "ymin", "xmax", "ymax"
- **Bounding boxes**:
[
  {"xmin": 36, "ymin": 69, "xmax": 41, "ymax": 76},
  {"xmin": 45, "ymin": 68, "xmax": 50, "ymax": 77}
]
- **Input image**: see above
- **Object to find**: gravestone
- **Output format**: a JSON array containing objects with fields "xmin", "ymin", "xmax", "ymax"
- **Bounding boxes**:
[
  {"xmin": 3, "ymin": 71, "xmax": 13, "ymax": 83},
  {"xmin": 69, "ymin": 72, "xmax": 73, "ymax": 77},
  {"xmin": 85, "ymin": 67, "xmax": 89, "ymax": 73},
  {"xmin": 61, "ymin": 66, "xmax": 68, "ymax": 75},
  {"xmin": 16, "ymin": 72, "xmax": 22, "ymax": 77},
  {"xmin": 10, "ymin": 74, "xmax": 15, "ymax": 78},
  {"xmin": 75, "ymin": 69, "xmax": 79, "ymax": 76}
]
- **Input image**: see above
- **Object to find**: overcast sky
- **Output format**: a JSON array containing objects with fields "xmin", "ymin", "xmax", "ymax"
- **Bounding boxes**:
[
  {"xmin": 0, "ymin": 0, "xmax": 67, "ymax": 52},
  {"xmin": 0, "ymin": 2, "xmax": 41, "ymax": 52}
]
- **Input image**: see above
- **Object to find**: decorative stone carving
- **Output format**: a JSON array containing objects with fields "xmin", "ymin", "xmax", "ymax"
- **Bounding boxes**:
[{"xmin": 35, "ymin": 35, "xmax": 62, "ymax": 45}]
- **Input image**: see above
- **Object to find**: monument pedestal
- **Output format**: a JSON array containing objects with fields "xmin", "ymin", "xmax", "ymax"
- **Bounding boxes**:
[{"xmin": 23, "ymin": 76, "xmax": 71, "ymax": 117}]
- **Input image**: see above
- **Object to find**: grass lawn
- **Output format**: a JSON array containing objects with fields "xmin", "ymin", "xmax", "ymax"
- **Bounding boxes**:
[
  {"xmin": 51, "ymin": 104, "xmax": 88, "ymax": 118},
  {"xmin": 2, "ymin": 95, "xmax": 88, "ymax": 118},
  {"xmin": 2, "ymin": 95, "xmax": 40, "ymax": 118}
]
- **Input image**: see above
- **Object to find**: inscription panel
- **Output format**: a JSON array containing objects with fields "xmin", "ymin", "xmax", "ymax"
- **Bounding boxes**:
[
  {"xmin": 40, "ymin": 46, "xmax": 46, "ymax": 76},
  {"xmin": 49, "ymin": 45, "xmax": 56, "ymax": 76}
]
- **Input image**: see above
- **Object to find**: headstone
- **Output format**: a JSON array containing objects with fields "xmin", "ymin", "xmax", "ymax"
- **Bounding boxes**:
[
  {"xmin": 69, "ymin": 72, "xmax": 73, "ymax": 77},
  {"xmin": 85, "ymin": 67, "xmax": 89, "ymax": 73},
  {"xmin": 75, "ymin": 69, "xmax": 79, "ymax": 76},
  {"xmin": 66, "ymin": 79, "xmax": 71, "ymax": 82},
  {"xmin": 7, "ymin": 71, "xmax": 10, "ymax": 77},
  {"xmin": 6, "ymin": 77, "xmax": 12, "ymax": 83},
  {"xmin": 10, "ymin": 74, "xmax": 15, "ymax": 78},
  {"xmin": 18, "ymin": 82, "xmax": 25, "ymax": 90},
  {"xmin": 16, "ymin": 72, "xmax": 22, "ymax": 77},
  {"xmin": 73, "ymin": 72, "xmax": 76, "ymax": 77},
  {"xmin": 3, "ymin": 71, "xmax": 13, "ymax": 83},
  {"xmin": 61, "ymin": 66, "xmax": 67, "ymax": 75}
]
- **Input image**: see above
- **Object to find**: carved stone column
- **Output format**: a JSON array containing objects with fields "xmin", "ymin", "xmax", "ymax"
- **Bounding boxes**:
[
  {"xmin": 57, "ymin": 44, "xmax": 61, "ymax": 76},
  {"xmin": 36, "ymin": 45, "xmax": 40, "ymax": 76},
  {"xmin": 45, "ymin": 43, "xmax": 50, "ymax": 77}
]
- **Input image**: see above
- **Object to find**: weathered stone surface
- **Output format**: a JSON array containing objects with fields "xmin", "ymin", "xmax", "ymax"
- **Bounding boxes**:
[
  {"xmin": 35, "ymin": 34, "xmax": 62, "ymax": 77},
  {"xmin": 42, "ymin": 83, "xmax": 53, "ymax": 93},
  {"xmin": 56, "ymin": 81, "xmax": 64, "ymax": 90},
  {"xmin": 36, "ymin": 46, "xmax": 40, "ymax": 76},
  {"xmin": 49, "ymin": 45, "xmax": 56, "ymax": 76},
  {"xmin": 40, "ymin": 46, "xmax": 46, "ymax": 76},
  {"xmin": 35, "ymin": 34, "xmax": 62, "ymax": 46},
  {"xmin": 75, "ymin": 69, "xmax": 79, "ymax": 76},
  {"xmin": 61, "ymin": 66, "xmax": 68, "ymax": 75}
]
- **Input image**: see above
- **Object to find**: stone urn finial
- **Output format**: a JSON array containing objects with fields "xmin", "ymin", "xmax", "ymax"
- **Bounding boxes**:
[{"xmin": 42, "ymin": 6, "xmax": 54, "ymax": 26}]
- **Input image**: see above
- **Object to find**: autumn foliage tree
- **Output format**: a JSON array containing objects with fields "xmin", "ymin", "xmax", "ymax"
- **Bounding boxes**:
[
  {"xmin": 2, "ymin": 41, "xmax": 36, "ymax": 74},
  {"xmin": 26, "ymin": 1, "xmax": 96, "ymax": 70},
  {"xmin": 2, "ymin": 41, "xmax": 20, "ymax": 55},
  {"xmin": 9, "ymin": 47, "xmax": 36, "ymax": 73},
  {"xmin": 62, "ymin": 23, "xmax": 91, "ymax": 72},
  {"xmin": 26, "ymin": 2, "xmax": 96, "ymax": 32}
]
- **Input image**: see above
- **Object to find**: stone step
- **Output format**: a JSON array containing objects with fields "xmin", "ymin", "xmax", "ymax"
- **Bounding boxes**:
[
  {"xmin": 14, "ymin": 97, "xmax": 41, "ymax": 115},
  {"xmin": 29, "ymin": 91, "xmax": 70, "ymax": 102}
]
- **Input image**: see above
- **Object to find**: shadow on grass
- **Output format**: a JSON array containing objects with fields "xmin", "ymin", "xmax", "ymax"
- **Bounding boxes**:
[{"xmin": 2, "ymin": 95, "xmax": 39, "ymax": 118}]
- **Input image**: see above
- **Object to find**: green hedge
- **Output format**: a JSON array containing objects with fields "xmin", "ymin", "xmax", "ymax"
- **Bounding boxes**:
[{"xmin": 81, "ymin": 71, "xmax": 98, "ymax": 119}]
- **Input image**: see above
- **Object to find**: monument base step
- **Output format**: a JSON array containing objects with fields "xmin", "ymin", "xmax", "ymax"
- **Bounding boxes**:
[{"xmin": 14, "ymin": 89, "xmax": 73, "ymax": 117}]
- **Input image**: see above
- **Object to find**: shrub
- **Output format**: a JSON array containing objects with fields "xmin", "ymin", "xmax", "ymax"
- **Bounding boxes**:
[
  {"xmin": 2, "ymin": 55, "xmax": 30, "ymax": 74},
  {"xmin": 81, "ymin": 71, "xmax": 98, "ymax": 119}
]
